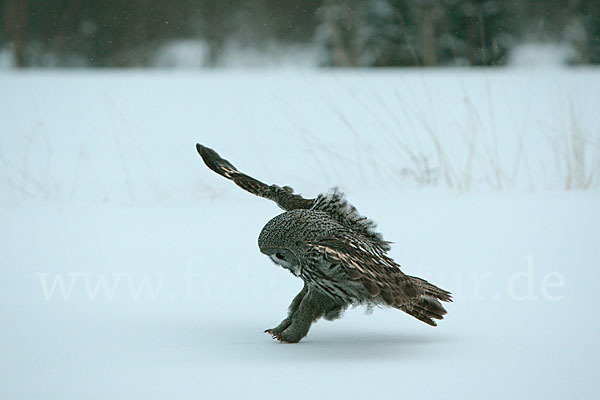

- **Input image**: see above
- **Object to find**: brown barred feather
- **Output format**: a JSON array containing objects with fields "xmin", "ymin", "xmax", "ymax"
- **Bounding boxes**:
[
  {"xmin": 311, "ymin": 189, "xmax": 391, "ymax": 251},
  {"xmin": 307, "ymin": 234, "xmax": 451, "ymax": 323}
]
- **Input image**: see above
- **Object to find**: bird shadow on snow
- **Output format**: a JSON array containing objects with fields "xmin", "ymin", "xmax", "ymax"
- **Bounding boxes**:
[
  {"xmin": 150, "ymin": 317, "xmax": 458, "ymax": 363},
  {"xmin": 265, "ymin": 331, "xmax": 455, "ymax": 362}
]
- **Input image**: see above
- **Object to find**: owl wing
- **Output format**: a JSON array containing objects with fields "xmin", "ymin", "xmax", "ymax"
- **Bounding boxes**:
[
  {"xmin": 306, "ymin": 234, "xmax": 451, "ymax": 326},
  {"xmin": 196, "ymin": 144, "xmax": 315, "ymax": 211},
  {"xmin": 311, "ymin": 188, "xmax": 391, "ymax": 251}
]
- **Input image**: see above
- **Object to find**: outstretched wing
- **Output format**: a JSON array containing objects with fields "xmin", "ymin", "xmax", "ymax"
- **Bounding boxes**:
[
  {"xmin": 306, "ymin": 234, "xmax": 451, "ymax": 326},
  {"xmin": 196, "ymin": 144, "xmax": 315, "ymax": 211}
]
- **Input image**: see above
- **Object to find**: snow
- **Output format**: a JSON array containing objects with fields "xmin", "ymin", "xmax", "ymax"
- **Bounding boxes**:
[
  {"xmin": 1, "ymin": 68, "xmax": 599, "ymax": 399},
  {"xmin": 150, "ymin": 40, "xmax": 319, "ymax": 69},
  {"xmin": 508, "ymin": 43, "xmax": 576, "ymax": 67},
  {"xmin": 153, "ymin": 40, "xmax": 210, "ymax": 69},
  {"xmin": 217, "ymin": 42, "xmax": 320, "ymax": 69},
  {"xmin": 0, "ymin": 48, "xmax": 15, "ymax": 69}
]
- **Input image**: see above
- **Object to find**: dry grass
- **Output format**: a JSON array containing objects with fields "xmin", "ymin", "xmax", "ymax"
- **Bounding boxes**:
[
  {"xmin": 551, "ymin": 106, "xmax": 600, "ymax": 190},
  {"xmin": 288, "ymin": 78, "xmax": 597, "ymax": 193},
  {"xmin": 1, "ymin": 75, "xmax": 598, "ymax": 206}
]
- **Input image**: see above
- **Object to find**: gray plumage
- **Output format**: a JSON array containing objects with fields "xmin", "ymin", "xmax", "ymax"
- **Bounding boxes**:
[{"xmin": 196, "ymin": 144, "xmax": 451, "ymax": 343}]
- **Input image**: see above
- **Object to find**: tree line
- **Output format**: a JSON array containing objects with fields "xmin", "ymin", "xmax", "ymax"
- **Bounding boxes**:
[{"xmin": 1, "ymin": 0, "xmax": 598, "ymax": 67}]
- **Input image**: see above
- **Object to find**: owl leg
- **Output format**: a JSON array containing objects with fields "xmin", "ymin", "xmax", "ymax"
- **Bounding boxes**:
[
  {"xmin": 265, "ymin": 284, "xmax": 308, "ymax": 336},
  {"xmin": 275, "ymin": 287, "xmax": 343, "ymax": 343}
]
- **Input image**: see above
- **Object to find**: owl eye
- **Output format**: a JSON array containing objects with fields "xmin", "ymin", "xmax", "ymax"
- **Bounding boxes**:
[{"xmin": 275, "ymin": 253, "xmax": 285, "ymax": 260}]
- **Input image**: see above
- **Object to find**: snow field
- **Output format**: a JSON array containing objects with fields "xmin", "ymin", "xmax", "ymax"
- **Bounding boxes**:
[{"xmin": 1, "ymin": 68, "xmax": 599, "ymax": 399}]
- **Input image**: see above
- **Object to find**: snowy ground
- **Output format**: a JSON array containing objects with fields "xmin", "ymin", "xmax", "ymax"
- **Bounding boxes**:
[{"xmin": 1, "ymin": 68, "xmax": 599, "ymax": 399}]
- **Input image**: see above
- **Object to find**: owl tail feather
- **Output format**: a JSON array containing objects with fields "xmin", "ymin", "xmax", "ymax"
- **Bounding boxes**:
[
  {"xmin": 409, "ymin": 276, "xmax": 453, "ymax": 302},
  {"xmin": 399, "ymin": 276, "xmax": 452, "ymax": 326}
]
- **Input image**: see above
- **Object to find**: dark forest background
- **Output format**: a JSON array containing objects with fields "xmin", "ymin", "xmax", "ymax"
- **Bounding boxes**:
[{"xmin": 1, "ymin": 0, "xmax": 599, "ymax": 68}]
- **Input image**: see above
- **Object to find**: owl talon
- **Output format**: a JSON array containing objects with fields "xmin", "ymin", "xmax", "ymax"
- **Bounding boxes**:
[
  {"xmin": 265, "ymin": 329, "xmax": 292, "ymax": 342},
  {"xmin": 265, "ymin": 329, "xmax": 280, "ymax": 339}
]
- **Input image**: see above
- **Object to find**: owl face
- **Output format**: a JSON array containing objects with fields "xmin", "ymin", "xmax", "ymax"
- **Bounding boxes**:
[{"xmin": 260, "ymin": 247, "xmax": 301, "ymax": 276}]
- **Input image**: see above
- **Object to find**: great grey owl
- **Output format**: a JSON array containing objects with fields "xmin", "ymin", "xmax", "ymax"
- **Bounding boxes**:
[{"xmin": 196, "ymin": 144, "xmax": 451, "ymax": 343}]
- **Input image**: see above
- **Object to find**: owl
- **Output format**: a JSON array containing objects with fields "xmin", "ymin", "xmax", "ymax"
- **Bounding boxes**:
[{"xmin": 196, "ymin": 144, "xmax": 451, "ymax": 343}]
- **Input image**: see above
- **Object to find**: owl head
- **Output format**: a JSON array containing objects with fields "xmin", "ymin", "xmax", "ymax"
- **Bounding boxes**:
[{"xmin": 258, "ymin": 209, "xmax": 336, "ymax": 276}]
